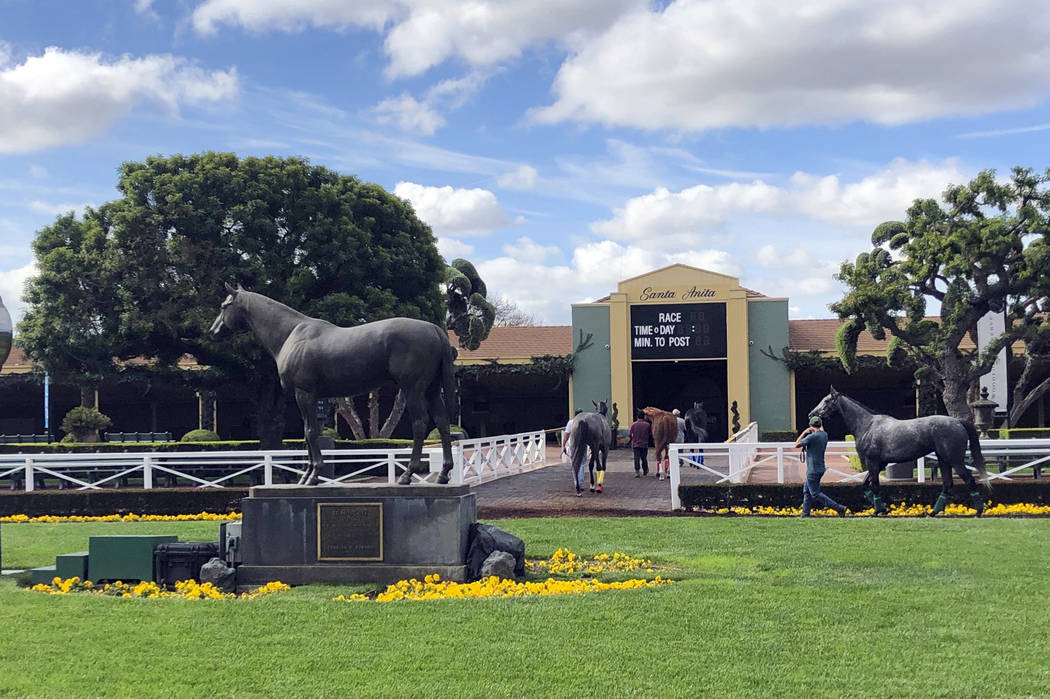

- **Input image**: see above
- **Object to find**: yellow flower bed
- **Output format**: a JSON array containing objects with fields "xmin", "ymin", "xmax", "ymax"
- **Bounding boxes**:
[
  {"xmin": 30, "ymin": 576, "xmax": 288, "ymax": 600},
  {"xmin": 335, "ymin": 573, "xmax": 672, "ymax": 602},
  {"xmin": 1, "ymin": 512, "xmax": 242, "ymax": 524},
  {"xmin": 709, "ymin": 502, "xmax": 1050, "ymax": 517},
  {"xmin": 527, "ymin": 548, "xmax": 654, "ymax": 575}
]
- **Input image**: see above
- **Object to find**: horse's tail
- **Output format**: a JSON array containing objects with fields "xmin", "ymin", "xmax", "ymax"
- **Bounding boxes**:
[
  {"xmin": 571, "ymin": 417, "xmax": 589, "ymax": 470},
  {"xmin": 441, "ymin": 342, "xmax": 459, "ymax": 423},
  {"xmin": 963, "ymin": 419, "xmax": 991, "ymax": 488}
]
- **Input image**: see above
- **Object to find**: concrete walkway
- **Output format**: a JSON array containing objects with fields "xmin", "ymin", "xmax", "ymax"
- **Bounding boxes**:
[
  {"xmin": 471, "ymin": 443, "xmax": 865, "ymax": 517},
  {"xmin": 472, "ymin": 445, "xmax": 722, "ymax": 517}
]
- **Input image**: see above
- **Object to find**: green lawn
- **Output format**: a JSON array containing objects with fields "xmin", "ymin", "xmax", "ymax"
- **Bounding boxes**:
[{"xmin": 1, "ymin": 517, "xmax": 1048, "ymax": 697}]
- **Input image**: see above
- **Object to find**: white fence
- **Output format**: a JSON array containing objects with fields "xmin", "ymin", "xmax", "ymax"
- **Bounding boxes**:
[
  {"xmin": 668, "ymin": 435, "xmax": 1050, "ymax": 511},
  {"xmin": 0, "ymin": 430, "xmax": 547, "ymax": 491}
]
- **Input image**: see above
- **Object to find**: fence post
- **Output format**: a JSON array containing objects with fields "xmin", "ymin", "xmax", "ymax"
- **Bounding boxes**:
[
  {"xmin": 143, "ymin": 455, "xmax": 153, "ymax": 490},
  {"xmin": 917, "ymin": 456, "xmax": 925, "ymax": 484},
  {"xmin": 669, "ymin": 444, "xmax": 681, "ymax": 510},
  {"xmin": 776, "ymin": 446, "xmax": 784, "ymax": 484},
  {"xmin": 264, "ymin": 454, "xmax": 273, "ymax": 486},
  {"xmin": 452, "ymin": 443, "xmax": 464, "ymax": 485},
  {"xmin": 24, "ymin": 457, "xmax": 34, "ymax": 492}
]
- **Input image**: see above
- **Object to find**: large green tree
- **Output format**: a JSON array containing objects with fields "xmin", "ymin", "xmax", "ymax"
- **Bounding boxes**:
[
  {"xmin": 21, "ymin": 153, "xmax": 449, "ymax": 446},
  {"xmin": 18, "ymin": 211, "xmax": 126, "ymax": 406},
  {"xmin": 833, "ymin": 167, "xmax": 1050, "ymax": 424}
]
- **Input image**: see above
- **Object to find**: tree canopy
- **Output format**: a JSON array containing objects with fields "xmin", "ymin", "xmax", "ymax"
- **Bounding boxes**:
[
  {"xmin": 20, "ymin": 152, "xmax": 450, "ymax": 444},
  {"xmin": 833, "ymin": 167, "xmax": 1050, "ymax": 423},
  {"xmin": 445, "ymin": 258, "xmax": 495, "ymax": 350}
]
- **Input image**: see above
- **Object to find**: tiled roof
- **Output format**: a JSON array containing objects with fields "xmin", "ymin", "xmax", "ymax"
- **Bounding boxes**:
[
  {"xmin": 450, "ymin": 326, "xmax": 572, "ymax": 360},
  {"xmin": 788, "ymin": 318, "xmax": 978, "ymax": 353}
]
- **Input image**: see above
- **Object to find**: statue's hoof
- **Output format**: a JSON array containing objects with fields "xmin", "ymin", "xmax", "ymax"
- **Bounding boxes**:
[
  {"xmin": 437, "ymin": 473, "xmax": 450, "ymax": 485},
  {"xmin": 396, "ymin": 472, "xmax": 413, "ymax": 485}
]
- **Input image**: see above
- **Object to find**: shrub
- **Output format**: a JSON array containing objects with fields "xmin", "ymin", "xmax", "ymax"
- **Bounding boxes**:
[
  {"xmin": 322, "ymin": 427, "xmax": 339, "ymax": 439},
  {"xmin": 181, "ymin": 429, "xmax": 221, "ymax": 442},
  {"xmin": 59, "ymin": 406, "xmax": 112, "ymax": 443},
  {"xmin": 427, "ymin": 425, "xmax": 468, "ymax": 440}
]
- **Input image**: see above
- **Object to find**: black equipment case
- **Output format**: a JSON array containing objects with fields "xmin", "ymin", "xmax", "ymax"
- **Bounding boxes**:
[{"xmin": 153, "ymin": 541, "xmax": 220, "ymax": 586}]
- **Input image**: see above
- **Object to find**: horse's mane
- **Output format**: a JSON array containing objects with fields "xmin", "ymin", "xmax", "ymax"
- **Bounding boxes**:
[
  {"xmin": 836, "ymin": 391, "xmax": 876, "ymax": 415},
  {"xmin": 242, "ymin": 290, "xmax": 309, "ymax": 320}
]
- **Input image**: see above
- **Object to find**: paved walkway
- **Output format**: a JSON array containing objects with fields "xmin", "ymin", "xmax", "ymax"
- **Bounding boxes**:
[
  {"xmin": 472, "ymin": 443, "xmax": 864, "ymax": 518},
  {"xmin": 472, "ymin": 445, "xmax": 721, "ymax": 517}
]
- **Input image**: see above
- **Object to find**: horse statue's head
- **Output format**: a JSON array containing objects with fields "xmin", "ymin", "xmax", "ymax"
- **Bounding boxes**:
[
  {"xmin": 809, "ymin": 385, "xmax": 841, "ymax": 421},
  {"xmin": 209, "ymin": 282, "xmax": 248, "ymax": 338},
  {"xmin": 592, "ymin": 399, "xmax": 608, "ymax": 416}
]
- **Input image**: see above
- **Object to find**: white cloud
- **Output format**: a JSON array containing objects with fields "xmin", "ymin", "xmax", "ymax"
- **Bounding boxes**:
[
  {"xmin": 436, "ymin": 237, "xmax": 474, "ymax": 259},
  {"xmin": 532, "ymin": 0, "xmax": 1050, "ymax": 131},
  {"xmin": 394, "ymin": 181, "xmax": 510, "ymax": 237},
  {"xmin": 501, "ymin": 236, "xmax": 559, "ymax": 263},
  {"xmin": 28, "ymin": 165, "xmax": 47, "ymax": 179},
  {"xmin": 371, "ymin": 94, "xmax": 446, "ymax": 135},
  {"xmin": 0, "ymin": 47, "xmax": 238, "ymax": 153},
  {"xmin": 476, "ymin": 240, "xmax": 740, "ymax": 324},
  {"xmin": 592, "ymin": 158, "xmax": 968, "ymax": 246},
  {"xmin": 28, "ymin": 200, "xmax": 96, "ymax": 217},
  {"xmin": 497, "ymin": 165, "xmax": 538, "ymax": 190},
  {"xmin": 0, "ymin": 262, "xmax": 36, "ymax": 328},
  {"xmin": 191, "ymin": 0, "xmax": 643, "ymax": 77}
]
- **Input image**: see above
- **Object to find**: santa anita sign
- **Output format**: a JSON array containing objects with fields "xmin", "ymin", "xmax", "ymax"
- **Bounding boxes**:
[{"xmin": 570, "ymin": 264, "xmax": 794, "ymax": 440}]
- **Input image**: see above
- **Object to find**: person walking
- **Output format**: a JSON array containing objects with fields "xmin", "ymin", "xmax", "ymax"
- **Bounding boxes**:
[
  {"xmin": 629, "ymin": 410, "xmax": 651, "ymax": 477},
  {"xmin": 795, "ymin": 415, "xmax": 846, "ymax": 517},
  {"xmin": 672, "ymin": 409, "xmax": 686, "ymax": 444},
  {"xmin": 562, "ymin": 409, "xmax": 587, "ymax": 496}
]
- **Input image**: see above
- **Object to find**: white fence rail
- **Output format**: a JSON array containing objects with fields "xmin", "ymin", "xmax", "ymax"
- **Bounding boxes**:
[
  {"xmin": 668, "ymin": 436, "xmax": 1050, "ymax": 511},
  {"xmin": 0, "ymin": 430, "xmax": 548, "ymax": 491}
]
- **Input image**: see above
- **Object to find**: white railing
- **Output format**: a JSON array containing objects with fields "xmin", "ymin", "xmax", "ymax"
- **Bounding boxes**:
[
  {"xmin": 0, "ymin": 430, "xmax": 549, "ymax": 491},
  {"xmin": 455, "ymin": 431, "xmax": 547, "ymax": 485},
  {"xmin": 668, "ymin": 436, "xmax": 1050, "ymax": 510}
]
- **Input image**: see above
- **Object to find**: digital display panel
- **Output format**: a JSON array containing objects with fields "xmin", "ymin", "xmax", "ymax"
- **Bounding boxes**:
[{"xmin": 630, "ymin": 303, "xmax": 727, "ymax": 360}]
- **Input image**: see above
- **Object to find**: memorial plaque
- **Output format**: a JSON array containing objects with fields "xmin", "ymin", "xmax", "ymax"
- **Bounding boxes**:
[
  {"xmin": 630, "ymin": 303, "xmax": 727, "ymax": 360},
  {"xmin": 317, "ymin": 502, "xmax": 383, "ymax": 561}
]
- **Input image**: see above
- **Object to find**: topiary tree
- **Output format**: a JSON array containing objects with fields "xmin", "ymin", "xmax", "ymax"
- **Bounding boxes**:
[
  {"xmin": 60, "ymin": 406, "xmax": 112, "ymax": 443},
  {"xmin": 180, "ymin": 428, "xmax": 221, "ymax": 442},
  {"xmin": 445, "ymin": 258, "xmax": 495, "ymax": 351}
]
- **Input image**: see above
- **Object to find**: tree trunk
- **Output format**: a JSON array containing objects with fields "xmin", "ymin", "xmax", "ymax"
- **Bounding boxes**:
[
  {"xmin": 379, "ymin": 390, "xmax": 406, "ymax": 438},
  {"xmin": 198, "ymin": 390, "xmax": 216, "ymax": 432},
  {"xmin": 939, "ymin": 361, "xmax": 973, "ymax": 421},
  {"xmin": 368, "ymin": 392, "xmax": 381, "ymax": 436},
  {"xmin": 252, "ymin": 365, "xmax": 286, "ymax": 449},
  {"xmin": 79, "ymin": 384, "xmax": 95, "ymax": 408},
  {"xmin": 1009, "ymin": 375, "xmax": 1050, "ymax": 427},
  {"xmin": 335, "ymin": 396, "xmax": 367, "ymax": 440}
]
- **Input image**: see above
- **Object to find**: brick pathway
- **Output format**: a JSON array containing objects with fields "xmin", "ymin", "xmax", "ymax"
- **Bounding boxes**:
[
  {"xmin": 472, "ymin": 444, "xmax": 864, "ymax": 517},
  {"xmin": 473, "ymin": 445, "xmax": 721, "ymax": 517}
]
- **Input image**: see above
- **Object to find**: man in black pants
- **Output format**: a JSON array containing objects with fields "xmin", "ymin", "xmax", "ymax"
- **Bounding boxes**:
[{"xmin": 629, "ymin": 410, "xmax": 651, "ymax": 477}]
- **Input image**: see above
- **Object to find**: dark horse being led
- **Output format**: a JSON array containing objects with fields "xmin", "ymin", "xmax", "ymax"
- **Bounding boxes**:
[
  {"xmin": 210, "ymin": 283, "xmax": 458, "ymax": 486},
  {"xmin": 809, "ymin": 386, "xmax": 989, "ymax": 516}
]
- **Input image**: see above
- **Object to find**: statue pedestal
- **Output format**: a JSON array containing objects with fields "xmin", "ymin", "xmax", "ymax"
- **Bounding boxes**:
[{"xmin": 236, "ymin": 484, "xmax": 475, "ymax": 588}]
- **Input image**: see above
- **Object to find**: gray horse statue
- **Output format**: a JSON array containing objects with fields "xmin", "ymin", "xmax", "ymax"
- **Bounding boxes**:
[
  {"xmin": 810, "ymin": 386, "xmax": 989, "ymax": 516},
  {"xmin": 210, "ymin": 283, "xmax": 458, "ymax": 486},
  {"xmin": 570, "ymin": 400, "xmax": 611, "ymax": 494}
]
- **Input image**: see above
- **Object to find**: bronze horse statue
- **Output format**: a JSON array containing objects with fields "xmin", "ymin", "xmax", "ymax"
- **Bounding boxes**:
[
  {"xmin": 210, "ymin": 283, "xmax": 457, "ymax": 486},
  {"xmin": 810, "ymin": 386, "xmax": 989, "ymax": 516},
  {"xmin": 569, "ymin": 400, "xmax": 611, "ymax": 494},
  {"xmin": 643, "ymin": 406, "xmax": 678, "ymax": 480}
]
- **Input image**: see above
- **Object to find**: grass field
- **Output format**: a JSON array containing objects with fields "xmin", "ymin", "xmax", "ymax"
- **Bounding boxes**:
[{"xmin": 2, "ymin": 516, "xmax": 1049, "ymax": 697}]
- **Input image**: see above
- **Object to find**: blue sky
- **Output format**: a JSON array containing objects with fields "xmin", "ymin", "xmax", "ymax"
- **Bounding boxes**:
[{"xmin": 3, "ymin": 0, "xmax": 1050, "ymax": 327}]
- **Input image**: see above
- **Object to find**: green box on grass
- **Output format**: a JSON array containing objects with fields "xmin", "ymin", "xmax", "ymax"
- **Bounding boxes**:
[
  {"xmin": 29, "ymin": 565, "xmax": 57, "ymax": 585},
  {"xmin": 88, "ymin": 535, "xmax": 177, "ymax": 582},
  {"xmin": 55, "ymin": 551, "xmax": 89, "ymax": 580}
]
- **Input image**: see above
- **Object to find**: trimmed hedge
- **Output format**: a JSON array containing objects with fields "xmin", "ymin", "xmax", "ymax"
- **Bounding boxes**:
[
  {"xmin": 679, "ymin": 481, "xmax": 1050, "ymax": 511},
  {"xmin": 0, "ymin": 488, "xmax": 248, "ymax": 517},
  {"xmin": 0, "ymin": 438, "xmax": 415, "ymax": 454}
]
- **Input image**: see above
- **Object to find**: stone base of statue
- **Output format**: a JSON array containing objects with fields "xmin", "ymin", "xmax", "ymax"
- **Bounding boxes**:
[{"xmin": 236, "ymin": 484, "xmax": 475, "ymax": 588}]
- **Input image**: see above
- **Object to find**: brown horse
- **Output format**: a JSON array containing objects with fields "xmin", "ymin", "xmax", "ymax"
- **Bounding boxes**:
[{"xmin": 643, "ymin": 406, "xmax": 677, "ymax": 480}]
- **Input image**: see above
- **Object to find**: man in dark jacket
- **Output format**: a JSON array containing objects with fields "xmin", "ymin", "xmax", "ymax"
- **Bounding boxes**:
[{"xmin": 629, "ymin": 410, "xmax": 651, "ymax": 477}]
